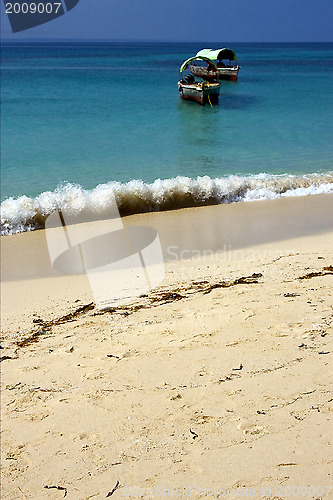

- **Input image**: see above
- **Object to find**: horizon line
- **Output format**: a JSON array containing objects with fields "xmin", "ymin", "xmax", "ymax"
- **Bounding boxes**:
[{"xmin": 1, "ymin": 38, "xmax": 333, "ymax": 43}]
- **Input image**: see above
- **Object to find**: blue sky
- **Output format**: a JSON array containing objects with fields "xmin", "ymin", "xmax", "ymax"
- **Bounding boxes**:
[{"xmin": 1, "ymin": 0, "xmax": 332, "ymax": 42}]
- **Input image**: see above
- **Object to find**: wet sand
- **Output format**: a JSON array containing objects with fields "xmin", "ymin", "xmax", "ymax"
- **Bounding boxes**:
[
  {"xmin": 2, "ymin": 193, "xmax": 333, "ymax": 282},
  {"xmin": 1, "ymin": 194, "xmax": 333, "ymax": 499}
]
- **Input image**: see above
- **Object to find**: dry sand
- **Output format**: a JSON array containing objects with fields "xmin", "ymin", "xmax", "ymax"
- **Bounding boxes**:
[{"xmin": 1, "ymin": 195, "xmax": 333, "ymax": 499}]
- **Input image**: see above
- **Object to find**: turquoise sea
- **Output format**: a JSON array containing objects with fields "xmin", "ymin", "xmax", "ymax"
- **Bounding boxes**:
[{"xmin": 1, "ymin": 42, "xmax": 333, "ymax": 234}]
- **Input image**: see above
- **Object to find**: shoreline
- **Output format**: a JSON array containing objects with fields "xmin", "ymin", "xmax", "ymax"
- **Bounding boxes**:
[
  {"xmin": 2, "ymin": 193, "xmax": 333, "ymax": 283},
  {"xmin": 1, "ymin": 172, "xmax": 333, "ymax": 236}
]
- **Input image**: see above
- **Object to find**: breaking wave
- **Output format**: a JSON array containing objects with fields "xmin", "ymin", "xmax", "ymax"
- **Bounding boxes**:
[{"xmin": 1, "ymin": 172, "xmax": 333, "ymax": 235}]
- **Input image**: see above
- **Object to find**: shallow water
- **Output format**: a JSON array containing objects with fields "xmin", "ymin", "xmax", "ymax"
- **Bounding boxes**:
[{"xmin": 1, "ymin": 42, "xmax": 333, "ymax": 234}]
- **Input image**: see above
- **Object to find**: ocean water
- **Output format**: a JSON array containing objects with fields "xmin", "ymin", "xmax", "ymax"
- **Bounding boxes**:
[{"xmin": 1, "ymin": 41, "xmax": 333, "ymax": 234}]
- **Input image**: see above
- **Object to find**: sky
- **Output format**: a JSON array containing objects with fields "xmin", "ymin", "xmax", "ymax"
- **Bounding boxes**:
[{"xmin": 1, "ymin": 0, "xmax": 333, "ymax": 42}]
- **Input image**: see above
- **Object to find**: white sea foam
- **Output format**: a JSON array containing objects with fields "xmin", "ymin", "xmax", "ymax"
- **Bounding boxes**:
[{"xmin": 1, "ymin": 172, "xmax": 333, "ymax": 235}]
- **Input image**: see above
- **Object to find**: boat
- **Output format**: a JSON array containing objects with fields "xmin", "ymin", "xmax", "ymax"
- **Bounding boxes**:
[
  {"xmin": 178, "ymin": 56, "xmax": 221, "ymax": 106},
  {"xmin": 190, "ymin": 48, "xmax": 240, "ymax": 81}
]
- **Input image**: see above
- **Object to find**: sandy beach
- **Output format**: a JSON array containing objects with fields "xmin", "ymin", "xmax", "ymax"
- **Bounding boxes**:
[{"xmin": 1, "ymin": 194, "xmax": 333, "ymax": 499}]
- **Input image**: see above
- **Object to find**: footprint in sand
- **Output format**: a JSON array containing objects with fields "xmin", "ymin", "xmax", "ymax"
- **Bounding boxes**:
[{"xmin": 237, "ymin": 421, "xmax": 268, "ymax": 436}]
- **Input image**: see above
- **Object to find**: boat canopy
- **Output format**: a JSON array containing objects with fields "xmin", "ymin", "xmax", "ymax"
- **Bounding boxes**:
[
  {"xmin": 180, "ymin": 56, "xmax": 218, "ymax": 75},
  {"xmin": 196, "ymin": 48, "xmax": 237, "ymax": 62}
]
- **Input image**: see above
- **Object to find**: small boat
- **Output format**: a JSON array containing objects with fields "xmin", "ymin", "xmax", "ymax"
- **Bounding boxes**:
[
  {"xmin": 178, "ymin": 56, "xmax": 220, "ymax": 106},
  {"xmin": 190, "ymin": 48, "xmax": 240, "ymax": 81}
]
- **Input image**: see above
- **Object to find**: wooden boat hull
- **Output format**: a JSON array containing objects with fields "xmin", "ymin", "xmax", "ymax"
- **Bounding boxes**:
[
  {"xmin": 189, "ymin": 64, "xmax": 239, "ymax": 81},
  {"xmin": 178, "ymin": 81, "xmax": 220, "ymax": 106}
]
